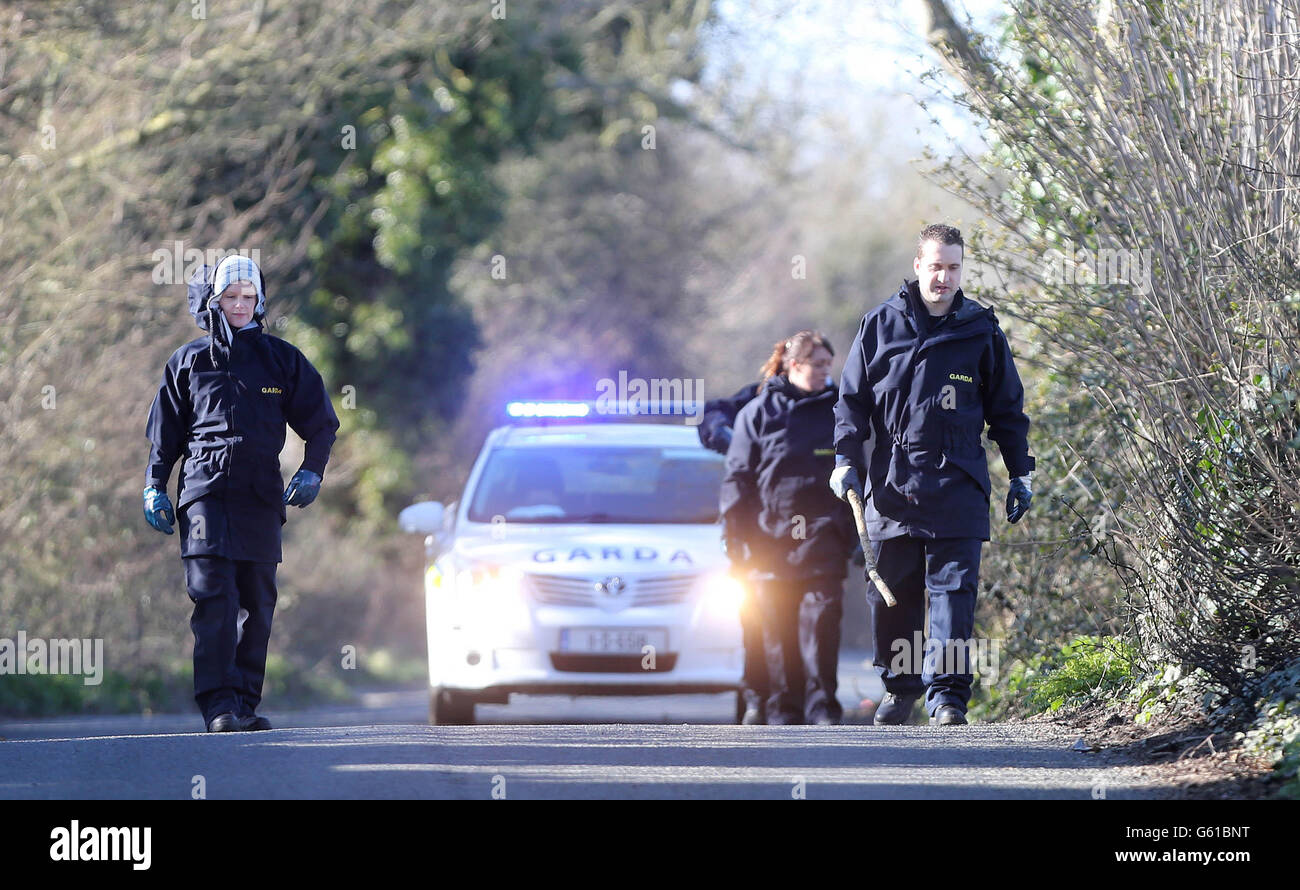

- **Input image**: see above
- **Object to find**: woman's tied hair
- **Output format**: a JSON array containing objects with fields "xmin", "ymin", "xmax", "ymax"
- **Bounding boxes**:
[{"xmin": 759, "ymin": 330, "xmax": 834, "ymax": 386}]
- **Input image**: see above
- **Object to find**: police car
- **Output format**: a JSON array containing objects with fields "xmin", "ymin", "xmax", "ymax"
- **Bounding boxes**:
[{"xmin": 399, "ymin": 402, "xmax": 745, "ymax": 724}]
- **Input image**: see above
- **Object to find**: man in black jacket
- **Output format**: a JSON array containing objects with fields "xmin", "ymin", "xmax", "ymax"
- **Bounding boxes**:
[
  {"xmin": 143, "ymin": 256, "xmax": 340, "ymax": 732},
  {"xmin": 830, "ymin": 225, "xmax": 1034, "ymax": 726}
]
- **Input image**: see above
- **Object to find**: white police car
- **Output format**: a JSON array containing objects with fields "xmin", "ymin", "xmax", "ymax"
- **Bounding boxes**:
[{"xmin": 399, "ymin": 404, "xmax": 745, "ymax": 724}]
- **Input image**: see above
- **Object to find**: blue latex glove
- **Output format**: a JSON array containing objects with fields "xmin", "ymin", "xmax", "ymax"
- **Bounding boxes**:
[
  {"xmin": 143, "ymin": 486, "xmax": 175, "ymax": 535},
  {"xmin": 829, "ymin": 465, "xmax": 863, "ymax": 502},
  {"xmin": 1007, "ymin": 475, "xmax": 1033, "ymax": 523},
  {"xmin": 283, "ymin": 469, "xmax": 322, "ymax": 508}
]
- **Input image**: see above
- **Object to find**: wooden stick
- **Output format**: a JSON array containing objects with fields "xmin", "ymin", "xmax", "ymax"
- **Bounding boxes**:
[{"xmin": 846, "ymin": 488, "xmax": 897, "ymax": 607}]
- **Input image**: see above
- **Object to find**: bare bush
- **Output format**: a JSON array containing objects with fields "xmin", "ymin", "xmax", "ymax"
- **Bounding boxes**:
[{"xmin": 925, "ymin": 0, "xmax": 1300, "ymax": 693}]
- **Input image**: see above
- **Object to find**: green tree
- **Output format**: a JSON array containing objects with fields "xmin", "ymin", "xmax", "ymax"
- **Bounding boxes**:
[{"xmin": 0, "ymin": 0, "xmax": 726, "ymax": 703}]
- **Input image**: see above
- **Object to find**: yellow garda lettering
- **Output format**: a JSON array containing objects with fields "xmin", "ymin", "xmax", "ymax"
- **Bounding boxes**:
[
  {"xmin": 261, "ymin": 386, "xmax": 283, "ymax": 395},
  {"xmin": 814, "ymin": 448, "xmax": 835, "ymax": 456},
  {"xmin": 948, "ymin": 373, "xmax": 974, "ymax": 383}
]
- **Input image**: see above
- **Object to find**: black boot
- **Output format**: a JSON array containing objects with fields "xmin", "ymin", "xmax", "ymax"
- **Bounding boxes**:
[
  {"xmin": 931, "ymin": 705, "xmax": 967, "ymax": 725},
  {"xmin": 873, "ymin": 693, "xmax": 919, "ymax": 725},
  {"xmin": 206, "ymin": 711, "xmax": 241, "ymax": 732}
]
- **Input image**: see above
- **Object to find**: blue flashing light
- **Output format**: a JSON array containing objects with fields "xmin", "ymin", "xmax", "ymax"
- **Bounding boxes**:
[{"xmin": 506, "ymin": 401, "xmax": 592, "ymax": 418}]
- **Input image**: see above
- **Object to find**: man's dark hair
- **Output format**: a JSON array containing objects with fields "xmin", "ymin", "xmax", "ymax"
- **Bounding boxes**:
[{"xmin": 917, "ymin": 223, "xmax": 964, "ymax": 258}]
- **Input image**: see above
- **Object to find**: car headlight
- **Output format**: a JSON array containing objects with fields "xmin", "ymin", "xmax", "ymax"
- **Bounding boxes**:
[
  {"xmin": 702, "ymin": 571, "xmax": 747, "ymax": 620},
  {"xmin": 427, "ymin": 561, "xmax": 522, "ymax": 599},
  {"xmin": 438, "ymin": 562, "xmax": 530, "ymax": 630},
  {"xmin": 454, "ymin": 563, "xmax": 523, "ymax": 602}
]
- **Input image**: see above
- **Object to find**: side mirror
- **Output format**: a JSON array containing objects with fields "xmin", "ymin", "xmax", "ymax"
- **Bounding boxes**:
[{"xmin": 399, "ymin": 501, "xmax": 445, "ymax": 535}]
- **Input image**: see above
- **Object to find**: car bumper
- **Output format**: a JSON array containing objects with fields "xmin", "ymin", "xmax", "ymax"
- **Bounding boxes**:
[{"xmin": 430, "ymin": 643, "xmax": 742, "ymax": 695}]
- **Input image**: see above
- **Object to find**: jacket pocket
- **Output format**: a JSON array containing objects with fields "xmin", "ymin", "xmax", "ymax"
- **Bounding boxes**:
[
  {"xmin": 943, "ymin": 452, "xmax": 991, "ymax": 497},
  {"xmin": 177, "ymin": 451, "xmax": 223, "ymax": 508},
  {"xmin": 786, "ymin": 517, "xmax": 851, "ymax": 574},
  {"xmin": 764, "ymin": 477, "xmax": 803, "ymax": 533},
  {"xmin": 942, "ymin": 416, "xmax": 983, "ymax": 458},
  {"xmin": 253, "ymin": 463, "xmax": 287, "ymax": 519}
]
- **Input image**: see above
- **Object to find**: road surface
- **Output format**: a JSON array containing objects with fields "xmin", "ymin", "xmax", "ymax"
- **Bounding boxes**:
[{"xmin": 0, "ymin": 652, "xmax": 1161, "ymax": 799}]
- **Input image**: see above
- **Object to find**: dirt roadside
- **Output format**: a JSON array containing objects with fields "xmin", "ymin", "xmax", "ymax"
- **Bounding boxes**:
[{"xmin": 1013, "ymin": 699, "xmax": 1282, "ymax": 800}]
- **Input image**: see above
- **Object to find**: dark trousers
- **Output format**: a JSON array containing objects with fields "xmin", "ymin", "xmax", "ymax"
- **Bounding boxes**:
[
  {"xmin": 739, "ymin": 587, "xmax": 769, "ymax": 709},
  {"xmin": 183, "ymin": 556, "xmax": 278, "ymax": 723},
  {"xmin": 866, "ymin": 536, "xmax": 983, "ymax": 716},
  {"xmin": 756, "ymin": 577, "xmax": 843, "ymax": 724}
]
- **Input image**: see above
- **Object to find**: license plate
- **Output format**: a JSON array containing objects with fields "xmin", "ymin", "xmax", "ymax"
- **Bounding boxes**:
[{"xmin": 559, "ymin": 628, "xmax": 668, "ymax": 654}]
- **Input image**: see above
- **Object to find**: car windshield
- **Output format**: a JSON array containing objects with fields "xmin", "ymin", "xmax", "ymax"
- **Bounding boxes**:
[{"xmin": 467, "ymin": 445, "xmax": 724, "ymax": 524}]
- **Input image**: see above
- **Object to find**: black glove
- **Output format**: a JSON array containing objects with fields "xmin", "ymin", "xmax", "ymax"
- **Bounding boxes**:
[
  {"xmin": 850, "ymin": 543, "xmax": 866, "ymax": 567},
  {"xmin": 714, "ymin": 426, "xmax": 733, "ymax": 451},
  {"xmin": 702, "ymin": 425, "xmax": 732, "ymax": 454},
  {"xmin": 1006, "ymin": 475, "xmax": 1033, "ymax": 523}
]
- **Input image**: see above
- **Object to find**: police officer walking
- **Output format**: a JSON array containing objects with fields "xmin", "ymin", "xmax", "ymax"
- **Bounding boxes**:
[
  {"xmin": 830, "ymin": 224, "xmax": 1034, "ymax": 726},
  {"xmin": 143, "ymin": 255, "xmax": 340, "ymax": 732},
  {"xmin": 721, "ymin": 331, "xmax": 856, "ymax": 725}
]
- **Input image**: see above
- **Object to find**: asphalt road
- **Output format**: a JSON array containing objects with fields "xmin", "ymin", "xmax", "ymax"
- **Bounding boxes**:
[
  {"xmin": 0, "ymin": 649, "xmax": 886, "ymax": 740},
  {"xmin": 0, "ymin": 652, "xmax": 1162, "ymax": 799},
  {"xmin": 0, "ymin": 721, "xmax": 1162, "ymax": 800}
]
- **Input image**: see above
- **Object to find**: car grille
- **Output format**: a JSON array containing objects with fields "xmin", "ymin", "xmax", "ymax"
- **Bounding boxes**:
[{"xmin": 527, "ymin": 572, "xmax": 697, "ymax": 608}]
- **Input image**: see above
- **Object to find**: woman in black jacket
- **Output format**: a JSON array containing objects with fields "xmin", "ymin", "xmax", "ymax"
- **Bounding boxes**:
[
  {"xmin": 719, "ymin": 331, "xmax": 855, "ymax": 724},
  {"xmin": 143, "ymin": 255, "xmax": 340, "ymax": 732}
]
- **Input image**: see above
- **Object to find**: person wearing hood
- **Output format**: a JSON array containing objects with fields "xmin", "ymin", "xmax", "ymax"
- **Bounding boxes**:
[
  {"xmin": 719, "ymin": 331, "xmax": 856, "ymax": 725},
  {"xmin": 143, "ymin": 254, "xmax": 340, "ymax": 733},
  {"xmin": 830, "ymin": 224, "xmax": 1035, "ymax": 727}
]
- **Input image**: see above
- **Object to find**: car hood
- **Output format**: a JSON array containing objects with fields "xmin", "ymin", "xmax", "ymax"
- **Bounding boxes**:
[{"xmin": 446, "ymin": 523, "xmax": 726, "ymax": 575}]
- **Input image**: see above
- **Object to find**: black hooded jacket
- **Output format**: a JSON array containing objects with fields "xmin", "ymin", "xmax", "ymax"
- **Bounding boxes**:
[
  {"xmin": 833, "ymin": 281, "xmax": 1034, "ymax": 541},
  {"xmin": 145, "ymin": 265, "xmax": 340, "ymax": 561},
  {"xmin": 719, "ymin": 375, "xmax": 856, "ymax": 580}
]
